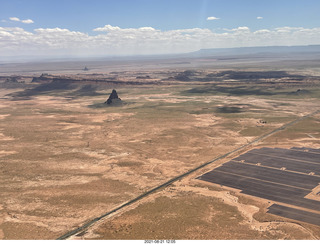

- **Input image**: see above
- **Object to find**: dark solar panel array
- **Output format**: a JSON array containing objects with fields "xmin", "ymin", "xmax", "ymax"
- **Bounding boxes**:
[
  {"xmin": 267, "ymin": 204, "xmax": 320, "ymax": 226},
  {"xmin": 233, "ymin": 151, "xmax": 320, "ymax": 175},
  {"xmin": 291, "ymin": 147, "xmax": 320, "ymax": 154},
  {"xmin": 197, "ymin": 147, "xmax": 320, "ymax": 226}
]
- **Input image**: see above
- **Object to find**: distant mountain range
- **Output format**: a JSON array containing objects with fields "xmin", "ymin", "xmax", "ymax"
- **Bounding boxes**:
[
  {"xmin": 190, "ymin": 45, "xmax": 320, "ymax": 57},
  {"xmin": 1, "ymin": 45, "xmax": 320, "ymax": 63}
]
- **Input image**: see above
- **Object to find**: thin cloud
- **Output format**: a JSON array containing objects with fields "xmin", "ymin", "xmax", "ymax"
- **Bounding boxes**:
[
  {"xmin": 235, "ymin": 26, "xmax": 250, "ymax": 31},
  {"xmin": 9, "ymin": 17, "xmax": 34, "ymax": 24},
  {"xmin": 207, "ymin": 16, "xmax": 220, "ymax": 21},
  {"xmin": 22, "ymin": 19, "xmax": 34, "ymax": 24},
  {"xmin": 93, "ymin": 24, "xmax": 155, "ymax": 32},
  {"xmin": 257, "ymin": 16, "xmax": 263, "ymax": 19},
  {"xmin": 223, "ymin": 26, "xmax": 250, "ymax": 32},
  {"xmin": 9, "ymin": 17, "xmax": 20, "ymax": 22}
]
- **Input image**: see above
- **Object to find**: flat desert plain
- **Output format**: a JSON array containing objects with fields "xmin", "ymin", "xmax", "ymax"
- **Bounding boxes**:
[{"xmin": 0, "ymin": 57, "xmax": 320, "ymax": 239}]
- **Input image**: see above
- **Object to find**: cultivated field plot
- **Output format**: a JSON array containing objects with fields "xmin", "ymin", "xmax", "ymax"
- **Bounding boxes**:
[{"xmin": 197, "ymin": 147, "xmax": 320, "ymax": 226}]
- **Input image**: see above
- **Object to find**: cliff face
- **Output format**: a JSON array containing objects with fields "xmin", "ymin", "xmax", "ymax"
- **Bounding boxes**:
[{"xmin": 105, "ymin": 89, "xmax": 121, "ymax": 104}]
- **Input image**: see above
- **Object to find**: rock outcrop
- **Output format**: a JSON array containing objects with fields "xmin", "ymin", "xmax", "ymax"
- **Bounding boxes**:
[{"xmin": 105, "ymin": 89, "xmax": 121, "ymax": 105}]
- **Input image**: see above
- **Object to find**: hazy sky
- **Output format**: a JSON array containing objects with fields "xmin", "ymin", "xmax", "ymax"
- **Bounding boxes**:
[{"xmin": 1, "ymin": 0, "xmax": 320, "ymax": 58}]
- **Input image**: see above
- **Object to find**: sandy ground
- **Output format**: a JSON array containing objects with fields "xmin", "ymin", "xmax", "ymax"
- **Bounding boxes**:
[
  {"xmin": 0, "ymin": 69, "xmax": 320, "ymax": 239},
  {"xmin": 76, "ymin": 179, "xmax": 318, "ymax": 240}
]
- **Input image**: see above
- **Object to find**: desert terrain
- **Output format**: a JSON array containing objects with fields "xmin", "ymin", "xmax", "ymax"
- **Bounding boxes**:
[{"xmin": 0, "ymin": 54, "xmax": 320, "ymax": 239}]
